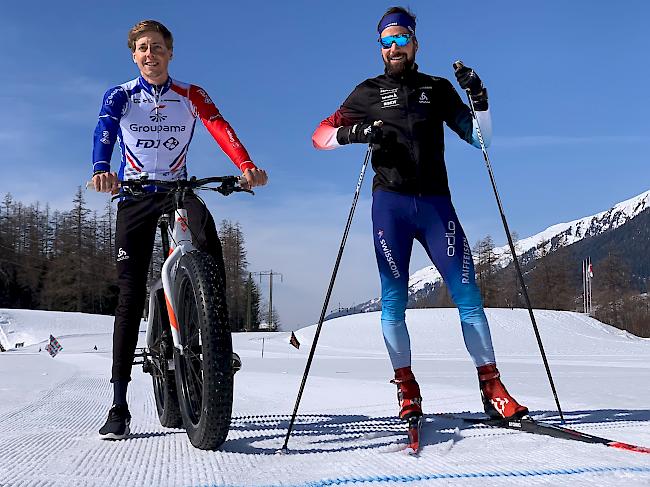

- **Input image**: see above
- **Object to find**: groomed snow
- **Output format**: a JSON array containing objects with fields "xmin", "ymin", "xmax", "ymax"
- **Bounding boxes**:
[{"xmin": 0, "ymin": 307, "xmax": 649, "ymax": 486}]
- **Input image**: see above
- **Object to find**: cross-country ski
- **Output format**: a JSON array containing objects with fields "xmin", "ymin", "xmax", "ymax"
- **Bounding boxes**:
[{"xmin": 441, "ymin": 414, "xmax": 650, "ymax": 454}]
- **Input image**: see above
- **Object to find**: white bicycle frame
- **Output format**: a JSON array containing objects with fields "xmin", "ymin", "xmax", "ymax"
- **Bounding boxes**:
[{"xmin": 145, "ymin": 207, "xmax": 195, "ymax": 355}]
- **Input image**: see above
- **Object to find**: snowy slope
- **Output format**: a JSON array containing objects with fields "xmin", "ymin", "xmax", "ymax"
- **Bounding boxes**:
[
  {"xmin": 408, "ymin": 189, "xmax": 649, "ymax": 294},
  {"xmin": 0, "ymin": 308, "xmax": 649, "ymax": 486},
  {"xmin": 0, "ymin": 309, "xmax": 114, "ymax": 350}
]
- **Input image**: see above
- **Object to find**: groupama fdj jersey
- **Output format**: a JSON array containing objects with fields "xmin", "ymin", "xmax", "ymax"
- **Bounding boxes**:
[{"xmin": 92, "ymin": 77, "xmax": 253, "ymax": 182}]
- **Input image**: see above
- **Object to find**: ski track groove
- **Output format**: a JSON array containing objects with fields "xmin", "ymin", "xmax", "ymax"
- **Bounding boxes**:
[{"xmin": 2, "ymin": 357, "xmax": 650, "ymax": 485}]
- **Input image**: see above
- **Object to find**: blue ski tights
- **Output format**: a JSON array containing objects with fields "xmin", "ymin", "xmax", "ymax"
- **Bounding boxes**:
[{"xmin": 372, "ymin": 189, "xmax": 496, "ymax": 369}]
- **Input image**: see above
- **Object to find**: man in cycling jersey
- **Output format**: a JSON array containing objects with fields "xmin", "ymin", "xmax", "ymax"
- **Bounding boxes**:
[
  {"xmin": 92, "ymin": 19, "xmax": 267, "ymax": 439},
  {"xmin": 312, "ymin": 7, "xmax": 528, "ymax": 423}
]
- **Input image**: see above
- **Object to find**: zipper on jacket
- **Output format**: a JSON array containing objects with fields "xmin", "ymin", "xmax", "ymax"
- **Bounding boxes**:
[{"xmin": 401, "ymin": 82, "xmax": 420, "ymax": 192}]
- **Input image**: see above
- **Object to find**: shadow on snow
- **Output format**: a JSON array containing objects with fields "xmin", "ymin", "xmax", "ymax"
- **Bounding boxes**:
[{"xmin": 213, "ymin": 408, "xmax": 650, "ymax": 455}]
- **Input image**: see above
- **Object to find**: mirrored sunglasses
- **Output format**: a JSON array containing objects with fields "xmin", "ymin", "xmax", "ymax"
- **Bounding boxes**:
[{"xmin": 378, "ymin": 33, "xmax": 413, "ymax": 49}]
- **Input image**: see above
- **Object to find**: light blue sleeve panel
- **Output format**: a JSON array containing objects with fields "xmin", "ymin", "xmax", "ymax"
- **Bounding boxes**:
[{"xmin": 471, "ymin": 108, "xmax": 492, "ymax": 149}]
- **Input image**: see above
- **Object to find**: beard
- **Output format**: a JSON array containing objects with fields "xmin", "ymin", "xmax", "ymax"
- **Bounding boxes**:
[{"xmin": 384, "ymin": 54, "xmax": 414, "ymax": 76}]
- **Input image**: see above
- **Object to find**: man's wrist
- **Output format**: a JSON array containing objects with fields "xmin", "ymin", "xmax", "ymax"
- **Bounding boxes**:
[
  {"xmin": 93, "ymin": 161, "xmax": 111, "ymax": 173},
  {"xmin": 240, "ymin": 161, "xmax": 256, "ymax": 172},
  {"xmin": 470, "ymin": 88, "xmax": 489, "ymax": 111},
  {"xmin": 336, "ymin": 126, "xmax": 353, "ymax": 145}
]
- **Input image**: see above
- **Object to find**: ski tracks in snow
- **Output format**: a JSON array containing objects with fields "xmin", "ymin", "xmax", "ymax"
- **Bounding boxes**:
[{"xmin": 1, "ymin": 372, "xmax": 649, "ymax": 487}]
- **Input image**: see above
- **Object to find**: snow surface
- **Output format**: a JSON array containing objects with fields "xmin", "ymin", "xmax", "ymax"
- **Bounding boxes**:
[
  {"xmin": 1, "ymin": 307, "xmax": 649, "ymax": 486},
  {"xmin": 407, "ymin": 189, "xmax": 650, "ymax": 293}
]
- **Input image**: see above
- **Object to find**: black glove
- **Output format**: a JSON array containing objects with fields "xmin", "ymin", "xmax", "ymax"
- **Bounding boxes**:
[
  {"xmin": 454, "ymin": 65, "xmax": 488, "ymax": 111},
  {"xmin": 337, "ymin": 122, "xmax": 383, "ymax": 146}
]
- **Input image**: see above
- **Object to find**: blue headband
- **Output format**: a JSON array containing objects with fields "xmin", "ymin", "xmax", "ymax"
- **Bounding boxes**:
[{"xmin": 378, "ymin": 12, "xmax": 416, "ymax": 35}]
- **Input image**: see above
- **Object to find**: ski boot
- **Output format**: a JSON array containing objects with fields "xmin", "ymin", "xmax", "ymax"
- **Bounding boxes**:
[
  {"xmin": 478, "ymin": 364, "xmax": 529, "ymax": 420},
  {"xmin": 391, "ymin": 366, "xmax": 423, "ymax": 421}
]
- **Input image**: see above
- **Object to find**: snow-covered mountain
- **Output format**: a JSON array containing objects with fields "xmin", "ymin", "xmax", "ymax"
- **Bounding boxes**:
[
  {"xmin": 410, "ymin": 189, "xmax": 649, "ymax": 293},
  {"xmin": 340, "ymin": 189, "xmax": 649, "ymax": 316}
]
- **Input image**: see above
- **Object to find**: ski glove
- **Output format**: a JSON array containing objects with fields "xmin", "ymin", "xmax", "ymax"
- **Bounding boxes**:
[
  {"xmin": 454, "ymin": 65, "xmax": 489, "ymax": 111},
  {"xmin": 337, "ymin": 122, "xmax": 383, "ymax": 146}
]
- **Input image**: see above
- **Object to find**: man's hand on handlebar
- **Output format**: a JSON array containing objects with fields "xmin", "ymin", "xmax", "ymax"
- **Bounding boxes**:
[
  {"xmin": 241, "ymin": 168, "xmax": 268, "ymax": 190},
  {"xmin": 92, "ymin": 171, "xmax": 119, "ymax": 193}
]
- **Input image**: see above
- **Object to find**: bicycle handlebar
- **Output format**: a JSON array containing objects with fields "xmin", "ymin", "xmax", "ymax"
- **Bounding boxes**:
[{"xmin": 86, "ymin": 175, "xmax": 253, "ymax": 197}]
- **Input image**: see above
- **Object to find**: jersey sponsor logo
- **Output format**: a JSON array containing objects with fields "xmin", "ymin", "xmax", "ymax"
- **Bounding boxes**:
[
  {"xmin": 380, "ymin": 88, "xmax": 400, "ymax": 109},
  {"xmin": 163, "ymin": 137, "xmax": 180, "ymax": 150},
  {"xmin": 225, "ymin": 128, "xmax": 241, "ymax": 148},
  {"xmin": 116, "ymin": 247, "xmax": 130, "ymax": 262},
  {"xmin": 100, "ymin": 130, "xmax": 110, "ymax": 144},
  {"xmin": 377, "ymin": 230, "xmax": 400, "ymax": 279},
  {"xmin": 129, "ymin": 123, "xmax": 186, "ymax": 133},
  {"xmin": 105, "ymin": 88, "xmax": 121, "ymax": 106},
  {"xmin": 135, "ymin": 137, "xmax": 180, "ymax": 151},
  {"xmin": 196, "ymin": 88, "xmax": 213, "ymax": 105},
  {"xmin": 136, "ymin": 139, "xmax": 159, "ymax": 148},
  {"xmin": 149, "ymin": 105, "xmax": 167, "ymax": 122},
  {"xmin": 419, "ymin": 92, "xmax": 430, "ymax": 104}
]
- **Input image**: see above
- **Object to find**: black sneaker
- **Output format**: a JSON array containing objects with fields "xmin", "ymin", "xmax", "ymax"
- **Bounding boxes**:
[{"xmin": 99, "ymin": 404, "xmax": 131, "ymax": 440}]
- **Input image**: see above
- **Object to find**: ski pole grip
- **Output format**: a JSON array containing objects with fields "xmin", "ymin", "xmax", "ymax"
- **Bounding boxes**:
[{"xmin": 453, "ymin": 60, "xmax": 464, "ymax": 72}]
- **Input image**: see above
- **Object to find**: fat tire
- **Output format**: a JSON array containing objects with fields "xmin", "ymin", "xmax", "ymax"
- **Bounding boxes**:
[
  {"xmin": 173, "ymin": 251, "xmax": 233, "ymax": 450},
  {"xmin": 150, "ymin": 289, "xmax": 182, "ymax": 428}
]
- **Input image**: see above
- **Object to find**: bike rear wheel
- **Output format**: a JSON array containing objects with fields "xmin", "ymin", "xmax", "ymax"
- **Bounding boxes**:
[
  {"xmin": 173, "ymin": 251, "xmax": 233, "ymax": 450},
  {"xmin": 150, "ymin": 288, "xmax": 183, "ymax": 428}
]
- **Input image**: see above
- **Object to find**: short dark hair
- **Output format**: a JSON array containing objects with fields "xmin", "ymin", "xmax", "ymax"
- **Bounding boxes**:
[
  {"xmin": 127, "ymin": 20, "xmax": 174, "ymax": 52},
  {"xmin": 377, "ymin": 6, "xmax": 417, "ymax": 33}
]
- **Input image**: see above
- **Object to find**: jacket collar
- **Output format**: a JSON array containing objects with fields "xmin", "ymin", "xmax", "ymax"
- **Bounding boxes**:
[{"xmin": 138, "ymin": 76, "xmax": 172, "ymax": 96}]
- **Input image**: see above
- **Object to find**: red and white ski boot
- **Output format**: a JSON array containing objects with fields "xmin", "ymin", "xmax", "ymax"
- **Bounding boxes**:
[
  {"xmin": 478, "ymin": 364, "xmax": 529, "ymax": 420},
  {"xmin": 391, "ymin": 366, "xmax": 423, "ymax": 421},
  {"xmin": 391, "ymin": 366, "xmax": 423, "ymax": 454}
]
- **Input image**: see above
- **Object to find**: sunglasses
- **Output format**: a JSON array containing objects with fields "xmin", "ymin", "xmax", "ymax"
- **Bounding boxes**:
[{"xmin": 378, "ymin": 33, "xmax": 413, "ymax": 49}]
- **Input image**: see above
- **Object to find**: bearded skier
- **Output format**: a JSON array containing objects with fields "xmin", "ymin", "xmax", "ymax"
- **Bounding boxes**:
[{"xmin": 312, "ymin": 6, "xmax": 528, "ymax": 424}]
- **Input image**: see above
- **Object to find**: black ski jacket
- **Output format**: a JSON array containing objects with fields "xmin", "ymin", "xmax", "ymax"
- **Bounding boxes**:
[{"xmin": 314, "ymin": 65, "xmax": 479, "ymax": 196}]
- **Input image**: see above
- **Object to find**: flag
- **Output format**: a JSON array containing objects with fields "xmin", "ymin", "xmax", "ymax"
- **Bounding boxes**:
[
  {"xmin": 289, "ymin": 331, "xmax": 300, "ymax": 349},
  {"xmin": 45, "ymin": 334, "xmax": 63, "ymax": 358},
  {"xmin": 588, "ymin": 263, "xmax": 594, "ymax": 278}
]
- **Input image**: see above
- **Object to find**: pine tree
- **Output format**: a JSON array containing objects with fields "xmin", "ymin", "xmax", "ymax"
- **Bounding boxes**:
[{"xmin": 474, "ymin": 235, "xmax": 499, "ymax": 306}]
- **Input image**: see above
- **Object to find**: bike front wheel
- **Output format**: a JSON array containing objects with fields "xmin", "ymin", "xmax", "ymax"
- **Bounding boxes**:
[{"xmin": 173, "ymin": 251, "xmax": 233, "ymax": 450}]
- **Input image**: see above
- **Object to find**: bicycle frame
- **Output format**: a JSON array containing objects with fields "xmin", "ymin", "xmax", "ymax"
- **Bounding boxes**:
[{"xmin": 145, "ymin": 206, "xmax": 196, "ymax": 356}]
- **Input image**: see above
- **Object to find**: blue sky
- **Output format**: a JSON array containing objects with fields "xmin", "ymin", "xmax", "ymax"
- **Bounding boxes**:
[{"xmin": 1, "ymin": 1, "xmax": 648, "ymax": 328}]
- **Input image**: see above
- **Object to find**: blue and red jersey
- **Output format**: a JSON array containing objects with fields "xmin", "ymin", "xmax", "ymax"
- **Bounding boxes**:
[{"xmin": 92, "ymin": 76, "xmax": 255, "ymax": 181}]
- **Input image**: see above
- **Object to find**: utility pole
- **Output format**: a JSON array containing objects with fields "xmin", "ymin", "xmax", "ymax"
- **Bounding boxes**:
[
  {"xmin": 246, "ymin": 272, "xmax": 252, "ymax": 331},
  {"xmin": 251, "ymin": 270, "xmax": 283, "ymax": 329}
]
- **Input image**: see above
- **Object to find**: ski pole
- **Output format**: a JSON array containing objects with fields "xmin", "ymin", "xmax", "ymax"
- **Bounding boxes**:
[
  {"xmin": 454, "ymin": 61, "xmax": 565, "ymax": 423},
  {"xmin": 280, "ymin": 134, "xmax": 377, "ymax": 452}
]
